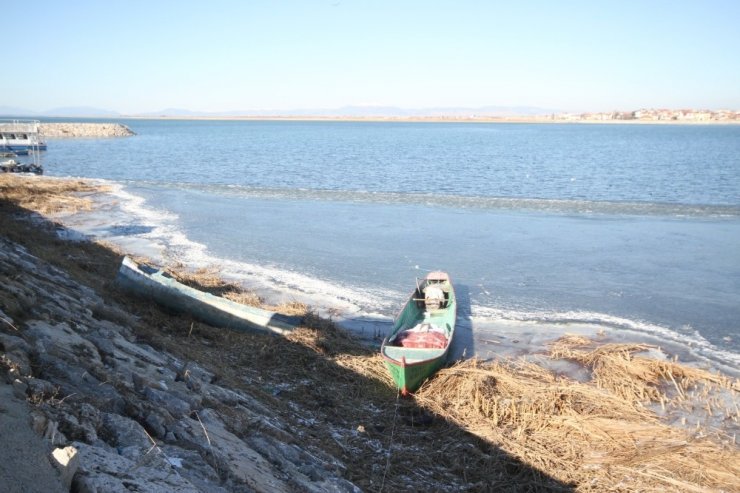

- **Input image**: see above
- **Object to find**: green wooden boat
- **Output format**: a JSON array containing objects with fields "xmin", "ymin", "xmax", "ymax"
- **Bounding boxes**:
[
  {"xmin": 381, "ymin": 271, "xmax": 456, "ymax": 395},
  {"xmin": 116, "ymin": 256, "xmax": 301, "ymax": 335}
]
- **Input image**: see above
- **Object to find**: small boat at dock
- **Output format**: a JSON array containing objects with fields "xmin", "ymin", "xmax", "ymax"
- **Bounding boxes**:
[
  {"xmin": 1, "ymin": 158, "xmax": 43, "ymax": 175},
  {"xmin": 0, "ymin": 119, "xmax": 47, "ymax": 154},
  {"xmin": 381, "ymin": 271, "xmax": 457, "ymax": 395},
  {"xmin": 116, "ymin": 256, "xmax": 302, "ymax": 335}
]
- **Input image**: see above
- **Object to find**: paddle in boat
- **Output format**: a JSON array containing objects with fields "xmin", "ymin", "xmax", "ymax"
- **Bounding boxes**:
[{"xmin": 381, "ymin": 271, "xmax": 456, "ymax": 395}]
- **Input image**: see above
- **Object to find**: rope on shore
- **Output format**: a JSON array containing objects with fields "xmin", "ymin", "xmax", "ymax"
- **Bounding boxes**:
[{"xmin": 379, "ymin": 389, "xmax": 401, "ymax": 492}]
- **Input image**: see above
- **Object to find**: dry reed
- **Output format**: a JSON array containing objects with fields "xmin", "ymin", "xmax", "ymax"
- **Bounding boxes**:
[
  {"xmin": 549, "ymin": 335, "xmax": 736, "ymax": 404},
  {"xmin": 0, "ymin": 175, "xmax": 103, "ymax": 215},
  {"xmin": 413, "ymin": 337, "xmax": 740, "ymax": 491},
  {"xmin": 4, "ymin": 176, "xmax": 738, "ymax": 490}
]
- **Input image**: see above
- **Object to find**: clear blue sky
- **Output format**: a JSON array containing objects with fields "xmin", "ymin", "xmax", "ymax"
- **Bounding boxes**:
[{"xmin": 4, "ymin": 0, "xmax": 739, "ymax": 114}]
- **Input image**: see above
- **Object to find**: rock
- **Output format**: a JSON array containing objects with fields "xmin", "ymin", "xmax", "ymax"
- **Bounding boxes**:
[
  {"xmin": 39, "ymin": 123, "xmax": 136, "ymax": 138},
  {"xmin": 34, "ymin": 353, "xmax": 124, "ymax": 412},
  {"xmin": 200, "ymin": 383, "xmax": 244, "ymax": 407},
  {"xmin": 51, "ymin": 446, "xmax": 79, "ymax": 491},
  {"xmin": 99, "ymin": 413, "xmax": 151, "ymax": 450},
  {"xmin": 108, "ymin": 331, "xmax": 168, "ymax": 367},
  {"xmin": 53, "ymin": 403, "xmax": 101, "ymax": 443},
  {"xmin": 30, "ymin": 410, "xmax": 49, "ymax": 435},
  {"xmin": 25, "ymin": 377, "xmax": 58, "ymax": 400},
  {"xmin": 143, "ymin": 386, "xmax": 193, "ymax": 418},
  {"xmin": 181, "ymin": 361, "xmax": 216, "ymax": 384},
  {"xmin": 26, "ymin": 321, "xmax": 102, "ymax": 365},
  {"xmin": 0, "ymin": 332, "xmax": 30, "ymax": 354},
  {"xmin": 87, "ymin": 333, "xmax": 118, "ymax": 366},
  {"xmin": 91, "ymin": 302, "xmax": 137, "ymax": 327},
  {"xmin": 71, "ymin": 442, "xmax": 201, "ymax": 493},
  {"xmin": 42, "ymin": 419, "xmax": 68, "ymax": 447},
  {"xmin": 0, "ymin": 333, "xmax": 32, "ymax": 378},
  {"xmin": 247, "ymin": 435, "xmax": 357, "ymax": 493},
  {"xmin": 159, "ymin": 445, "xmax": 227, "ymax": 492},
  {"xmin": 144, "ymin": 410, "xmax": 170, "ymax": 439},
  {"xmin": 131, "ymin": 372, "xmax": 151, "ymax": 392},
  {"xmin": 175, "ymin": 409, "xmax": 293, "ymax": 492},
  {"xmin": 0, "ymin": 235, "xmax": 362, "ymax": 492},
  {"xmin": 11, "ymin": 377, "xmax": 27, "ymax": 398},
  {"xmin": 0, "ymin": 382, "xmax": 66, "ymax": 493}
]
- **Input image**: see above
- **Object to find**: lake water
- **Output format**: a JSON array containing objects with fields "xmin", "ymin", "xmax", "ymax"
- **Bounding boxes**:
[{"xmin": 42, "ymin": 119, "xmax": 740, "ymax": 373}]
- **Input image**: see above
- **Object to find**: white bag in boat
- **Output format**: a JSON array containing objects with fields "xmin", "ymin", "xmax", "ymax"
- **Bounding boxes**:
[{"xmin": 424, "ymin": 284, "xmax": 445, "ymax": 309}]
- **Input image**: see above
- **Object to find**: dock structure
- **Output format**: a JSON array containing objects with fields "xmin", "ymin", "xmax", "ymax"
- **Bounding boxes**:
[
  {"xmin": 0, "ymin": 119, "xmax": 47, "ymax": 155},
  {"xmin": 0, "ymin": 119, "xmax": 45, "ymax": 173}
]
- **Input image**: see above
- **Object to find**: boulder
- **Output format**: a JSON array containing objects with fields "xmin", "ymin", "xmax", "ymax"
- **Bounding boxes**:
[{"xmin": 71, "ymin": 442, "xmax": 200, "ymax": 493}]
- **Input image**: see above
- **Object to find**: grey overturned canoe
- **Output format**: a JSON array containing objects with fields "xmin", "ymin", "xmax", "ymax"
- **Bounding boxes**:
[{"xmin": 116, "ymin": 256, "xmax": 301, "ymax": 335}]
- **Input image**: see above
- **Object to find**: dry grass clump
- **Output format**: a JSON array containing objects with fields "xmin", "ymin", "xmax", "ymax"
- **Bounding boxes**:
[
  {"xmin": 265, "ymin": 300, "xmax": 309, "ymax": 316},
  {"xmin": 0, "ymin": 174, "xmax": 103, "ymax": 215},
  {"xmin": 168, "ymin": 265, "xmax": 310, "ymax": 316},
  {"xmin": 335, "ymin": 352, "xmax": 395, "ymax": 389},
  {"xmin": 550, "ymin": 334, "xmax": 738, "ymax": 404},
  {"xmin": 221, "ymin": 290, "xmax": 262, "ymax": 307},
  {"xmin": 413, "ymin": 342, "xmax": 740, "ymax": 491},
  {"xmin": 286, "ymin": 312, "xmax": 360, "ymax": 355},
  {"xmin": 163, "ymin": 264, "xmax": 269, "ymax": 310}
]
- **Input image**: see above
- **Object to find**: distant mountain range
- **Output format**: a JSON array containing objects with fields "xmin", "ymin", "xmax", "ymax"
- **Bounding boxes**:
[
  {"xmin": 0, "ymin": 104, "xmax": 555, "ymax": 118},
  {"xmin": 4, "ymin": 105, "xmax": 737, "ymax": 121},
  {"xmin": 0, "ymin": 106, "xmax": 122, "ymax": 117}
]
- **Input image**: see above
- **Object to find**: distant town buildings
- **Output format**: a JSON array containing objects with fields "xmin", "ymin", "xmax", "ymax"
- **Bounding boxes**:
[{"xmin": 557, "ymin": 108, "xmax": 740, "ymax": 122}]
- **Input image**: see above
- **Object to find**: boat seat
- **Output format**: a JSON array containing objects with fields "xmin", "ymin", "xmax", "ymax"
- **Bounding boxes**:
[{"xmin": 383, "ymin": 345, "xmax": 444, "ymax": 363}]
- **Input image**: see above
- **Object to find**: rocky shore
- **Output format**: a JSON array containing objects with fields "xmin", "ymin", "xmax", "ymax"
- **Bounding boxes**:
[
  {"xmin": 0, "ymin": 176, "xmax": 481, "ymax": 492},
  {"xmin": 39, "ymin": 123, "xmax": 135, "ymax": 138},
  {"xmin": 1, "ymin": 175, "xmax": 738, "ymax": 492},
  {"xmin": 0, "ymin": 238, "xmax": 364, "ymax": 492}
]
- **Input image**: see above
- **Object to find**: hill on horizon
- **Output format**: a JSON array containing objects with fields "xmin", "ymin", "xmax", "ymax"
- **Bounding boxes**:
[{"xmin": 1, "ymin": 104, "xmax": 556, "ymax": 118}]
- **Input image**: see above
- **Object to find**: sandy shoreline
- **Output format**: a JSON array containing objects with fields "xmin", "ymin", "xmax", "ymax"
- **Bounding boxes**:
[{"xmin": 1, "ymin": 174, "xmax": 739, "ymax": 491}]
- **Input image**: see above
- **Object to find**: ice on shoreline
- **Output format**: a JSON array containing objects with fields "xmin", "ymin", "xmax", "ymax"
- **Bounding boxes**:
[{"xmin": 49, "ymin": 178, "xmax": 740, "ymax": 377}]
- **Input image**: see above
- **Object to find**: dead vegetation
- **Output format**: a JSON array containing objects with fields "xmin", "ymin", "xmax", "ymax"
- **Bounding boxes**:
[
  {"xmin": 0, "ymin": 174, "xmax": 104, "ymax": 215},
  {"xmin": 2, "ymin": 174, "xmax": 739, "ymax": 492},
  {"xmin": 166, "ymin": 264, "xmax": 265, "ymax": 307},
  {"xmin": 549, "ymin": 334, "xmax": 738, "ymax": 404},
  {"xmin": 414, "ymin": 337, "xmax": 740, "ymax": 491}
]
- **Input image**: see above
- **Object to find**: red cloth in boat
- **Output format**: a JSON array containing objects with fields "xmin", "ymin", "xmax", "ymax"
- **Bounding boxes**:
[{"xmin": 396, "ymin": 328, "xmax": 447, "ymax": 349}]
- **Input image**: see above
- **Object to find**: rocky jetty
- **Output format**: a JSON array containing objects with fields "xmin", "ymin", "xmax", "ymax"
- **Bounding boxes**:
[
  {"xmin": 0, "ymin": 237, "xmax": 360, "ymax": 492},
  {"xmin": 39, "ymin": 123, "xmax": 135, "ymax": 138}
]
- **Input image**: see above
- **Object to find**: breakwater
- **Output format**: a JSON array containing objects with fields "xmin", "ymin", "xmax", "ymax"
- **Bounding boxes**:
[{"xmin": 40, "ymin": 123, "xmax": 135, "ymax": 138}]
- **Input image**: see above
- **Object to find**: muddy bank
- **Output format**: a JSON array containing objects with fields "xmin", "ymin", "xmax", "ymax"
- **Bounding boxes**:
[
  {"xmin": 39, "ymin": 123, "xmax": 135, "ymax": 138},
  {"xmin": 1, "ymin": 174, "xmax": 738, "ymax": 492}
]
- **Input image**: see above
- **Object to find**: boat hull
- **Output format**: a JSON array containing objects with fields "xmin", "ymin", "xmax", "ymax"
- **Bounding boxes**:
[
  {"xmin": 381, "ymin": 272, "xmax": 456, "ymax": 394},
  {"xmin": 382, "ymin": 348, "xmax": 448, "ymax": 395},
  {"xmin": 1, "ymin": 144, "xmax": 47, "ymax": 154},
  {"xmin": 116, "ymin": 256, "xmax": 301, "ymax": 335}
]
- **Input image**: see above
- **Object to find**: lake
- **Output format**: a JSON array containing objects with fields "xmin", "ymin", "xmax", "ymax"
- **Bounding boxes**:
[{"xmin": 43, "ymin": 119, "xmax": 740, "ymax": 372}]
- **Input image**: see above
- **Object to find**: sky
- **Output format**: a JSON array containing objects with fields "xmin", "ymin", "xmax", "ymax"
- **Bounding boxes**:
[{"xmin": 4, "ymin": 0, "xmax": 739, "ymax": 114}]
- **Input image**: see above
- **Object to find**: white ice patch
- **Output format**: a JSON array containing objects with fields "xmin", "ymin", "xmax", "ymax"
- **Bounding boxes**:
[
  {"xmin": 53, "ymin": 180, "xmax": 404, "ymax": 318},
  {"xmin": 470, "ymin": 306, "xmax": 740, "ymax": 376},
  {"xmin": 50, "ymin": 179, "xmax": 739, "ymax": 377},
  {"xmin": 166, "ymin": 457, "xmax": 183, "ymax": 468}
]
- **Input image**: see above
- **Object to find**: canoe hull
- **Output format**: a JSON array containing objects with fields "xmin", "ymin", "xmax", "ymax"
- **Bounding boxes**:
[
  {"xmin": 116, "ymin": 256, "xmax": 301, "ymax": 335},
  {"xmin": 381, "ymin": 347, "xmax": 448, "ymax": 395},
  {"xmin": 381, "ymin": 271, "xmax": 456, "ymax": 394}
]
